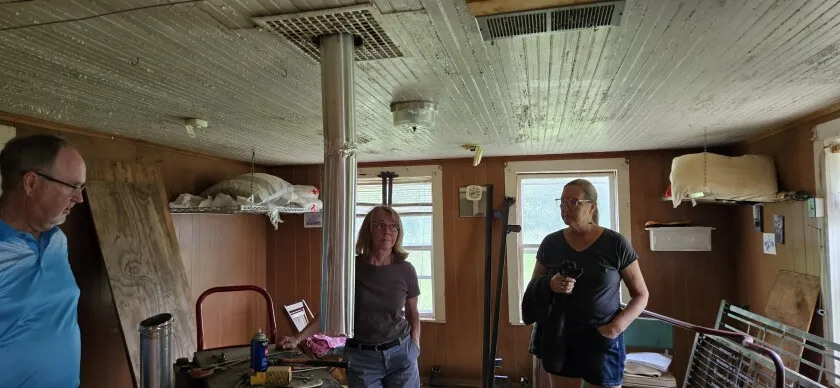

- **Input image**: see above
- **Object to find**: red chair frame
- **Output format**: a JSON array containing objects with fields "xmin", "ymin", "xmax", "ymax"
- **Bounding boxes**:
[{"xmin": 195, "ymin": 285, "xmax": 277, "ymax": 351}]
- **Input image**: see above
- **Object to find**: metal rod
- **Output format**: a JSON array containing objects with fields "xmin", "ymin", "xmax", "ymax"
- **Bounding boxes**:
[
  {"xmin": 388, "ymin": 175, "xmax": 394, "ymax": 205},
  {"xmin": 318, "ymin": 32, "xmax": 358, "ymax": 337},
  {"xmin": 381, "ymin": 175, "xmax": 387, "ymax": 205},
  {"xmin": 489, "ymin": 197, "xmax": 517, "ymax": 386},
  {"xmin": 195, "ymin": 285, "xmax": 277, "ymax": 351},
  {"xmin": 482, "ymin": 184, "xmax": 494, "ymax": 388}
]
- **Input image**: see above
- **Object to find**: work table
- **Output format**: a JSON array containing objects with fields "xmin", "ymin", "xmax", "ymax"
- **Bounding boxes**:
[{"xmin": 191, "ymin": 344, "xmax": 344, "ymax": 388}]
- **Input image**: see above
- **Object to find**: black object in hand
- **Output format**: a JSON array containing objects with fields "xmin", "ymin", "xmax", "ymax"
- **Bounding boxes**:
[{"xmin": 558, "ymin": 260, "xmax": 583, "ymax": 279}]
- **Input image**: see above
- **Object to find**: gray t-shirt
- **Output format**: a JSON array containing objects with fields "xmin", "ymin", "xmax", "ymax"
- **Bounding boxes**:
[
  {"xmin": 352, "ymin": 255, "xmax": 421, "ymax": 344},
  {"xmin": 536, "ymin": 228, "xmax": 638, "ymax": 326}
]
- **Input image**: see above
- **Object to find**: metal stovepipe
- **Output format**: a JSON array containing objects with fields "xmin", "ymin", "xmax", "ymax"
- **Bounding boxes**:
[{"xmin": 318, "ymin": 32, "xmax": 359, "ymax": 337}]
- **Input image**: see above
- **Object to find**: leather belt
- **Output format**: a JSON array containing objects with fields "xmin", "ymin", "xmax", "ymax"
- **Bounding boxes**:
[{"xmin": 345, "ymin": 336, "xmax": 404, "ymax": 352}]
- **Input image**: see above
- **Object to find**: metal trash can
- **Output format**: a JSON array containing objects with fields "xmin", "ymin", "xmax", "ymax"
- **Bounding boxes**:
[{"xmin": 139, "ymin": 313, "xmax": 174, "ymax": 388}]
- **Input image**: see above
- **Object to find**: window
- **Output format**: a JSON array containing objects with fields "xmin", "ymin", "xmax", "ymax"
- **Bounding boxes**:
[
  {"xmin": 813, "ymin": 119, "xmax": 840, "ymax": 381},
  {"xmin": 504, "ymin": 159, "xmax": 632, "ymax": 325},
  {"xmin": 356, "ymin": 166, "xmax": 446, "ymax": 322}
]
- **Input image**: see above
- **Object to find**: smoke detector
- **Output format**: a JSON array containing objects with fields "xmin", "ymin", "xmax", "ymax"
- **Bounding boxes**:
[{"xmin": 391, "ymin": 101, "xmax": 437, "ymax": 133}]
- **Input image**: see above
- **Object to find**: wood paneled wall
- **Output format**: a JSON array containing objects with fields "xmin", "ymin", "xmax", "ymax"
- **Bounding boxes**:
[
  {"xmin": 734, "ymin": 126, "xmax": 821, "ymax": 315},
  {"xmin": 175, "ymin": 214, "xmax": 269, "ymax": 349},
  {"xmin": 1, "ymin": 114, "xmax": 269, "ymax": 388},
  {"xmin": 267, "ymin": 150, "xmax": 740, "ymax": 385}
]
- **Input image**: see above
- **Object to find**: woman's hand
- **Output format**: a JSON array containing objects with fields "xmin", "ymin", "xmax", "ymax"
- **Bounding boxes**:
[
  {"xmin": 549, "ymin": 274, "xmax": 576, "ymax": 294},
  {"xmin": 597, "ymin": 324, "xmax": 622, "ymax": 339},
  {"xmin": 277, "ymin": 335, "xmax": 302, "ymax": 350}
]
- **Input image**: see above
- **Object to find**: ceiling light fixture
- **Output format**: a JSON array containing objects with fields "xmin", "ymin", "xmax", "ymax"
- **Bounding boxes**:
[{"xmin": 391, "ymin": 101, "xmax": 437, "ymax": 133}]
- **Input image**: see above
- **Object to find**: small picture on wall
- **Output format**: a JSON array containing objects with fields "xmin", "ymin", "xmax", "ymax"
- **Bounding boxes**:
[
  {"xmin": 763, "ymin": 233, "xmax": 777, "ymax": 255},
  {"xmin": 304, "ymin": 212, "xmax": 322, "ymax": 228},
  {"xmin": 774, "ymin": 215, "xmax": 785, "ymax": 244},
  {"xmin": 753, "ymin": 204, "xmax": 763, "ymax": 232}
]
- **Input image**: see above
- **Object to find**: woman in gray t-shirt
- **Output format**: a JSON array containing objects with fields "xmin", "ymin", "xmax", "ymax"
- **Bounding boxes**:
[
  {"xmin": 532, "ymin": 179, "xmax": 649, "ymax": 388},
  {"xmin": 278, "ymin": 206, "xmax": 421, "ymax": 387}
]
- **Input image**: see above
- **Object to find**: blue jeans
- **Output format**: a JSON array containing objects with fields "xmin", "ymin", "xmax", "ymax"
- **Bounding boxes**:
[
  {"xmin": 552, "ymin": 325, "xmax": 626, "ymax": 387},
  {"xmin": 344, "ymin": 336, "xmax": 420, "ymax": 388}
]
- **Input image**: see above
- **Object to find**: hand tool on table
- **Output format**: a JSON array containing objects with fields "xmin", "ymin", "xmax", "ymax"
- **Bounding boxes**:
[
  {"xmin": 187, "ymin": 357, "xmax": 249, "ymax": 379},
  {"xmin": 270, "ymin": 358, "xmax": 349, "ymax": 369}
]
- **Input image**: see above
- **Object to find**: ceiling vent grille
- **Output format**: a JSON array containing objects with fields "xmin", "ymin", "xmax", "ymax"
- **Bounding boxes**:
[
  {"xmin": 252, "ymin": 4, "xmax": 403, "ymax": 62},
  {"xmin": 476, "ymin": 1, "xmax": 625, "ymax": 41}
]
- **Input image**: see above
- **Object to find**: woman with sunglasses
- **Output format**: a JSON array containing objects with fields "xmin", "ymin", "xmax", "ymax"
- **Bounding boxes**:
[{"xmin": 530, "ymin": 179, "xmax": 649, "ymax": 388}]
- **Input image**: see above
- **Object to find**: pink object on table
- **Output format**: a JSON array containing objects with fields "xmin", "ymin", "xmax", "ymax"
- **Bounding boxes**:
[{"xmin": 305, "ymin": 333, "xmax": 346, "ymax": 357}]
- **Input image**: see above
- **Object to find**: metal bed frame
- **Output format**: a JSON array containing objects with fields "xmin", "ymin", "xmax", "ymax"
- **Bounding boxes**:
[{"xmin": 684, "ymin": 300, "xmax": 840, "ymax": 388}]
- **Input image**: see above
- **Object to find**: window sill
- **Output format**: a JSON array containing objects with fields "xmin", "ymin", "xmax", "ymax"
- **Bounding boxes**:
[{"xmin": 420, "ymin": 317, "xmax": 446, "ymax": 324}]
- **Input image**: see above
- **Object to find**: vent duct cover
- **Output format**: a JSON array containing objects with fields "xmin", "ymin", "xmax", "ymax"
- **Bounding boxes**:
[
  {"xmin": 476, "ymin": 1, "xmax": 625, "ymax": 41},
  {"xmin": 252, "ymin": 4, "xmax": 403, "ymax": 62}
]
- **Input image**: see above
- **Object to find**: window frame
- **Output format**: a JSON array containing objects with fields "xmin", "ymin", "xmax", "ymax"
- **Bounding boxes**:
[
  {"xmin": 357, "ymin": 165, "xmax": 446, "ymax": 323},
  {"xmin": 813, "ymin": 119, "xmax": 840, "ymax": 377},
  {"xmin": 504, "ymin": 158, "xmax": 632, "ymax": 325}
]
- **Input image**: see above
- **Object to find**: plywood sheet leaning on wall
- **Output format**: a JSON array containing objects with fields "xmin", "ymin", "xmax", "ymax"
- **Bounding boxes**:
[
  {"xmin": 85, "ymin": 161, "xmax": 197, "ymax": 384},
  {"xmin": 764, "ymin": 270, "xmax": 821, "ymax": 371}
]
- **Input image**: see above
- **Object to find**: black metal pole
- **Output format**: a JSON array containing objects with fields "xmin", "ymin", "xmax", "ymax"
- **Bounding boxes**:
[
  {"xmin": 381, "ymin": 176, "xmax": 387, "ymax": 205},
  {"xmin": 387, "ymin": 176, "xmax": 394, "ymax": 205},
  {"xmin": 482, "ymin": 185, "xmax": 494, "ymax": 388},
  {"xmin": 489, "ymin": 197, "xmax": 517, "ymax": 383}
]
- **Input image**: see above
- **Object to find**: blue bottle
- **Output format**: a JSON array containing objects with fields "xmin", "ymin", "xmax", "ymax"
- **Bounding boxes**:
[{"xmin": 250, "ymin": 329, "xmax": 269, "ymax": 372}]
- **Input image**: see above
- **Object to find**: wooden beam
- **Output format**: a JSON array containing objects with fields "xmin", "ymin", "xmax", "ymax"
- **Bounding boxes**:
[{"xmin": 466, "ymin": 0, "xmax": 600, "ymax": 17}]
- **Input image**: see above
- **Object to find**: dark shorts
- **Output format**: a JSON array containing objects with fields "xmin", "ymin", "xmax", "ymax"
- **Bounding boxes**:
[{"xmin": 547, "ymin": 325, "xmax": 626, "ymax": 387}]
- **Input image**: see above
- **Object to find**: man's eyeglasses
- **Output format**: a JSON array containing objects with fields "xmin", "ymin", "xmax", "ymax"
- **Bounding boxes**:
[
  {"xmin": 555, "ymin": 198, "xmax": 591, "ymax": 208},
  {"xmin": 372, "ymin": 221, "xmax": 399, "ymax": 233},
  {"xmin": 35, "ymin": 172, "xmax": 86, "ymax": 194}
]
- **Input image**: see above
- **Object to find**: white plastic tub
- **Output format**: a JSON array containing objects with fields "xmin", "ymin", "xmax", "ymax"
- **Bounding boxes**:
[{"xmin": 646, "ymin": 226, "xmax": 715, "ymax": 252}]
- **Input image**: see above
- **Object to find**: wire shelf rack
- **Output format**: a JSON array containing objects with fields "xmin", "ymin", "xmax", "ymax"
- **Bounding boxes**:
[{"xmin": 168, "ymin": 205, "xmax": 317, "ymax": 215}]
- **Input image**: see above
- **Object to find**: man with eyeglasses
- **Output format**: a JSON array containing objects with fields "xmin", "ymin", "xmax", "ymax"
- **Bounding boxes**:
[{"xmin": 0, "ymin": 133, "xmax": 86, "ymax": 388}]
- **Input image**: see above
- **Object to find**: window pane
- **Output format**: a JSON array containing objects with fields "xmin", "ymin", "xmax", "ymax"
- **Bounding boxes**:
[
  {"xmin": 401, "ymin": 215, "xmax": 432, "ymax": 246},
  {"xmin": 417, "ymin": 278, "xmax": 434, "ymax": 314},
  {"xmin": 405, "ymin": 249, "xmax": 432, "ymax": 278},
  {"xmin": 519, "ymin": 175, "xmax": 613, "ymax": 245},
  {"xmin": 521, "ymin": 247, "xmax": 538, "ymax": 295}
]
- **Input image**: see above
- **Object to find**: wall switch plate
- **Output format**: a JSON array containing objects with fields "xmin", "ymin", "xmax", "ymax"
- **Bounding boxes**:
[{"xmin": 808, "ymin": 197, "xmax": 825, "ymax": 218}]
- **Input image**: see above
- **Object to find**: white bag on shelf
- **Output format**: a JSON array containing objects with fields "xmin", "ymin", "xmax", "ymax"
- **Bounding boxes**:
[{"xmin": 200, "ymin": 173, "xmax": 294, "ymax": 205}]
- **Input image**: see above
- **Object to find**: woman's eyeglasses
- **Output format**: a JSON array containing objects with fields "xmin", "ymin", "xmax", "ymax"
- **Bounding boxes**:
[
  {"xmin": 555, "ymin": 198, "xmax": 591, "ymax": 208},
  {"xmin": 372, "ymin": 221, "xmax": 399, "ymax": 233}
]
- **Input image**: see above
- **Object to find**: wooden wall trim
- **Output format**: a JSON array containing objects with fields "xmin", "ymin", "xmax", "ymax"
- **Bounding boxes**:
[
  {"xmin": 285, "ymin": 148, "xmax": 714, "ymax": 170},
  {"xmin": 744, "ymin": 100, "xmax": 840, "ymax": 144},
  {"xmin": 0, "ymin": 111, "xmax": 255, "ymax": 168}
]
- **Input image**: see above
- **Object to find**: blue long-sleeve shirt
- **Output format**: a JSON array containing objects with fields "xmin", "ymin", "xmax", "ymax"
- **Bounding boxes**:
[{"xmin": 0, "ymin": 219, "xmax": 81, "ymax": 388}]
